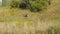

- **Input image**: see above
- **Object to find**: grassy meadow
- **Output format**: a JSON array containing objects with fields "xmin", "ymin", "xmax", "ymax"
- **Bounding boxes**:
[{"xmin": 0, "ymin": 0, "xmax": 60, "ymax": 34}]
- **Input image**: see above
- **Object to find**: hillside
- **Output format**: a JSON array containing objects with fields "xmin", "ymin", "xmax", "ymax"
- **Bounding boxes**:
[{"xmin": 0, "ymin": 0, "xmax": 60, "ymax": 34}]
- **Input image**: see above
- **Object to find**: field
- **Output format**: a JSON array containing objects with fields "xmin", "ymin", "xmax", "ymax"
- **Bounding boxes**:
[{"xmin": 0, "ymin": 0, "xmax": 60, "ymax": 34}]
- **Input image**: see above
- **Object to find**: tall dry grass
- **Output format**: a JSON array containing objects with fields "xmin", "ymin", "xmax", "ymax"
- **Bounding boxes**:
[{"xmin": 0, "ymin": 21, "xmax": 60, "ymax": 34}]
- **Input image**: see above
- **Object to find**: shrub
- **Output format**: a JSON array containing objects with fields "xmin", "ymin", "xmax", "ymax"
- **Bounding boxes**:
[
  {"xmin": 10, "ymin": 0, "xmax": 19, "ymax": 8},
  {"xmin": 47, "ymin": 27, "xmax": 60, "ymax": 34},
  {"xmin": 10, "ymin": 0, "xmax": 49, "ymax": 12},
  {"xmin": 29, "ymin": 0, "xmax": 48, "ymax": 12},
  {"xmin": 19, "ymin": 0, "xmax": 27, "ymax": 9}
]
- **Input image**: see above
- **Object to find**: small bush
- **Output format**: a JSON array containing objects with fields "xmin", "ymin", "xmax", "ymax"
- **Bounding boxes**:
[
  {"xmin": 47, "ymin": 27, "xmax": 60, "ymax": 34},
  {"xmin": 10, "ymin": 0, "xmax": 20, "ymax": 8},
  {"xmin": 29, "ymin": 0, "xmax": 48, "ymax": 12},
  {"xmin": 19, "ymin": 1, "xmax": 27, "ymax": 9}
]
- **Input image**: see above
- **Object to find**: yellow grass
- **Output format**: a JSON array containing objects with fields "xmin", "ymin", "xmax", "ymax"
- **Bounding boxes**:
[{"xmin": 0, "ymin": 0, "xmax": 60, "ymax": 34}]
